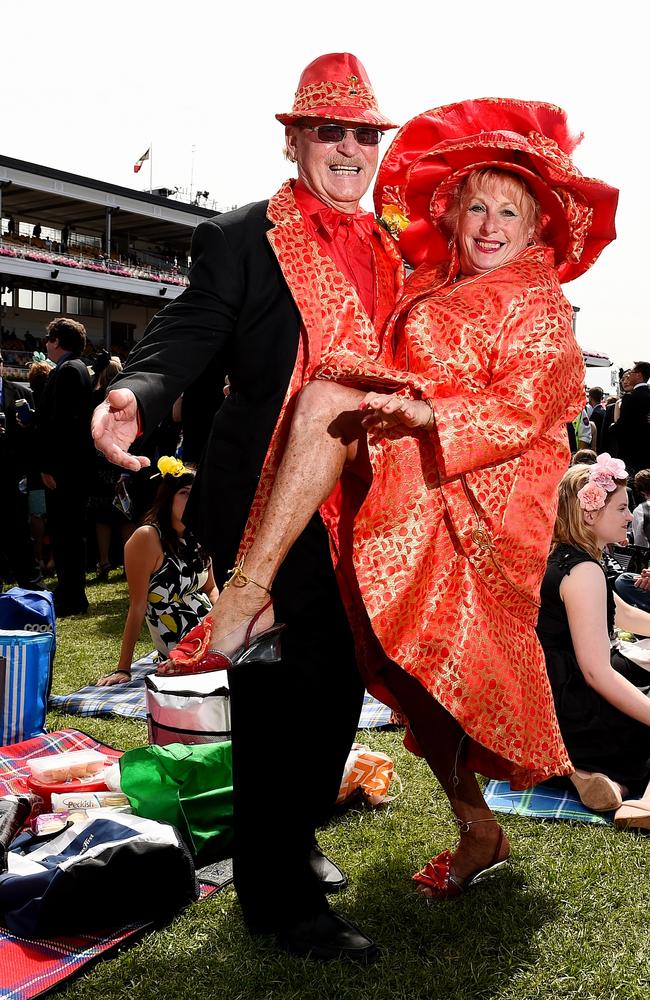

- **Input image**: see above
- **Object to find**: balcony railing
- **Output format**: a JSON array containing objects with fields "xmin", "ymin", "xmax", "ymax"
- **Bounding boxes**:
[{"xmin": 0, "ymin": 236, "xmax": 189, "ymax": 288}]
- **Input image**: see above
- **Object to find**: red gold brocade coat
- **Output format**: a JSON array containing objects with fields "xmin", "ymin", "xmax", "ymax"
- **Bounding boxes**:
[{"xmin": 318, "ymin": 245, "xmax": 584, "ymax": 788}]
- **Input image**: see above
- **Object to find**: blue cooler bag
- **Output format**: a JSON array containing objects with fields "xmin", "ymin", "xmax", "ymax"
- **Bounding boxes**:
[
  {"xmin": 0, "ymin": 588, "xmax": 56, "ymax": 665},
  {"xmin": 0, "ymin": 630, "xmax": 54, "ymax": 744}
]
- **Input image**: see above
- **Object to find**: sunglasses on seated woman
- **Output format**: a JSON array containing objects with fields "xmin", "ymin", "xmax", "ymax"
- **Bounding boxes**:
[{"xmin": 303, "ymin": 124, "xmax": 383, "ymax": 146}]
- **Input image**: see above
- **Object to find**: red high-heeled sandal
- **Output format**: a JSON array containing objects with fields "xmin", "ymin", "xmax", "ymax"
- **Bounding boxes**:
[
  {"xmin": 156, "ymin": 561, "xmax": 285, "ymax": 677},
  {"xmin": 412, "ymin": 819, "xmax": 510, "ymax": 901}
]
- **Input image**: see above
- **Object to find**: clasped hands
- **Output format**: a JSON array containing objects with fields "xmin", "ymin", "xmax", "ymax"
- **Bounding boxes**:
[{"xmin": 358, "ymin": 392, "xmax": 433, "ymax": 433}]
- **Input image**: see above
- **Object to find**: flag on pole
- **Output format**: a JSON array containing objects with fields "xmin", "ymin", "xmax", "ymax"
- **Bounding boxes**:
[{"xmin": 134, "ymin": 148, "xmax": 151, "ymax": 174}]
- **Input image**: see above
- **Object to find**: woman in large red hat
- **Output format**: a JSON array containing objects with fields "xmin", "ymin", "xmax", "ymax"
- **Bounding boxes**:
[{"xmin": 163, "ymin": 99, "xmax": 618, "ymax": 900}]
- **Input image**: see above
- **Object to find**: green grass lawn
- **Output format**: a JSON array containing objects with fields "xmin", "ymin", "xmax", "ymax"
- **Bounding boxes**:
[{"xmin": 45, "ymin": 576, "xmax": 649, "ymax": 1000}]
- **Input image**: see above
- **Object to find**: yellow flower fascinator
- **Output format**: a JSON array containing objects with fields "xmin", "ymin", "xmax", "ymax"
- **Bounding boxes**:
[
  {"xmin": 378, "ymin": 204, "xmax": 410, "ymax": 238},
  {"xmin": 156, "ymin": 455, "xmax": 190, "ymax": 478}
]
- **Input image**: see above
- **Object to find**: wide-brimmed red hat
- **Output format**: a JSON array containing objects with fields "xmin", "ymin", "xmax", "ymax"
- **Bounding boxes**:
[
  {"xmin": 374, "ymin": 98, "xmax": 618, "ymax": 282},
  {"xmin": 276, "ymin": 52, "xmax": 398, "ymax": 130}
]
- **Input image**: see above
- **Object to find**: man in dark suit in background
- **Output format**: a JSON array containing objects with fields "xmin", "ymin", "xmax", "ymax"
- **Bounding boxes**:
[
  {"xmin": 0, "ymin": 351, "xmax": 44, "ymax": 590},
  {"xmin": 587, "ymin": 386, "xmax": 606, "ymax": 451},
  {"xmin": 612, "ymin": 361, "xmax": 650, "ymax": 480},
  {"xmin": 93, "ymin": 53, "xmax": 403, "ymax": 961},
  {"xmin": 37, "ymin": 317, "xmax": 94, "ymax": 616}
]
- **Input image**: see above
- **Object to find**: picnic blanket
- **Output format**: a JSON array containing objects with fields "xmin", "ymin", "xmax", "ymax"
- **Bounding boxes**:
[
  {"xmin": 484, "ymin": 779, "xmax": 613, "ymax": 825},
  {"xmin": 358, "ymin": 691, "xmax": 392, "ymax": 729},
  {"xmin": 48, "ymin": 655, "xmax": 395, "ymax": 729},
  {"xmin": 0, "ymin": 730, "xmax": 233, "ymax": 1000},
  {"xmin": 0, "ymin": 878, "xmax": 223, "ymax": 1000},
  {"xmin": 0, "ymin": 729, "xmax": 122, "ymax": 798},
  {"xmin": 47, "ymin": 653, "xmax": 158, "ymax": 720},
  {"xmin": 1, "ymin": 919, "xmax": 155, "ymax": 1000}
]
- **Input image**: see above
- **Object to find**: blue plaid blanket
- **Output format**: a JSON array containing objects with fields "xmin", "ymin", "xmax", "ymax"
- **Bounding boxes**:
[
  {"xmin": 48, "ymin": 653, "xmax": 157, "ymax": 719},
  {"xmin": 484, "ymin": 779, "xmax": 613, "ymax": 825},
  {"xmin": 49, "ymin": 652, "xmax": 394, "ymax": 729},
  {"xmin": 358, "ymin": 691, "xmax": 392, "ymax": 729}
]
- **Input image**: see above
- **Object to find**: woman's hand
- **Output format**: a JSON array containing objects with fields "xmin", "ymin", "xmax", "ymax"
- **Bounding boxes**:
[
  {"xmin": 359, "ymin": 392, "xmax": 433, "ymax": 432},
  {"xmin": 96, "ymin": 668, "xmax": 132, "ymax": 687}
]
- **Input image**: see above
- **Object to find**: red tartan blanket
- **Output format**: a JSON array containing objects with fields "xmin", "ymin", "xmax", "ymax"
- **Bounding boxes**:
[
  {"xmin": 0, "ymin": 729, "xmax": 222, "ymax": 1000},
  {"xmin": 0, "ymin": 729, "xmax": 122, "ymax": 797}
]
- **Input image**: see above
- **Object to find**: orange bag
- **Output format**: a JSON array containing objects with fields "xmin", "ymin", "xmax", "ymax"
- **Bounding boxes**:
[{"xmin": 336, "ymin": 743, "xmax": 402, "ymax": 807}]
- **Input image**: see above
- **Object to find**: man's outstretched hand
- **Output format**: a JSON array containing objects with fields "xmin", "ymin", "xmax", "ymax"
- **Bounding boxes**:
[{"xmin": 92, "ymin": 388, "xmax": 151, "ymax": 471}]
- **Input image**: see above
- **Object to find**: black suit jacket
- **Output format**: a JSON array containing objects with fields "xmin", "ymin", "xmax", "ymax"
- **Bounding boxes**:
[
  {"xmin": 599, "ymin": 401, "xmax": 617, "ymax": 455},
  {"xmin": 0, "ymin": 379, "xmax": 34, "ymax": 481},
  {"xmin": 36, "ymin": 356, "xmax": 94, "ymax": 484},
  {"xmin": 613, "ymin": 384, "xmax": 650, "ymax": 474},
  {"xmin": 113, "ymin": 201, "xmax": 302, "ymax": 578}
]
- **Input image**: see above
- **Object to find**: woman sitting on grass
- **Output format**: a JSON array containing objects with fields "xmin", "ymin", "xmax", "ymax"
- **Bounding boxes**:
[
  {"xmin": 97, "ymin": 458, "xmax": 217, "ymax": 686},
  {"xmin": 536, "ymin": 456, "xmax": 650, "ymax": 828}
]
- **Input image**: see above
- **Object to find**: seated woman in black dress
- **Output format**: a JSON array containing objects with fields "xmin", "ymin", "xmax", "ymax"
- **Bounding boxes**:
[{"xmin": 537, "ymin": 455, "xmax": 650, "ymax": 828}]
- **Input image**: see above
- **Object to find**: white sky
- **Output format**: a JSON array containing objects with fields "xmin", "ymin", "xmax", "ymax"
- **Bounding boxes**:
[{"xmin": 5, "ymin": 1, "xmax": 646, "ymax": 385}]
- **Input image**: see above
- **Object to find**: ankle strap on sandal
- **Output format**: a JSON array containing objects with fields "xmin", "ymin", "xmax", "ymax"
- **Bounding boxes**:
[
  {"xmin": 224, "ymin": 558, "xmax": 271, "ymax": 596},
  {"xmin": 454, "ymin": 817, "xmax": 498, "ymax": 834}
]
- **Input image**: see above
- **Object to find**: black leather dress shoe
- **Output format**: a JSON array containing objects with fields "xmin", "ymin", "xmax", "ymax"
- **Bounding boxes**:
[
  {"xmin": 309, "ymin": 844, "xmax": 348, "ymax": 894},
  {"xmin": 277, "ymin": 911, "xmax": 379, "ymax": 962}
]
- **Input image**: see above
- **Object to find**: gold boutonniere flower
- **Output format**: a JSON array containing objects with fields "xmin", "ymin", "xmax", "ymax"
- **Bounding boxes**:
[
  {"xmin": 156, "ymin": 455, "xmax": 189, "ymax": 478},
  {"xmin": 378, "ymin": 204, "xmax": 410, "ymax": 238}
]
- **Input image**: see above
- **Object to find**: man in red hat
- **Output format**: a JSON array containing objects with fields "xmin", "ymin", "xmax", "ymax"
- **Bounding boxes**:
[{"xmin": 92, "ymin": 52, "xmax": 402, "ymax": 961}]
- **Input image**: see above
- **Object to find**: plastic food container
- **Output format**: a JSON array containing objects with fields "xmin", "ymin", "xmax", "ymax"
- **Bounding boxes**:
[
  {"xmin": 26, "ymin": 750, "xmax": 109, "ymax": 784},
  {"xmin": 27, "ymin": 776, "xmax": 109, "ymax": 812},
  {"xmin": 33, "ymin": 810, "xmax": 89, "ymax": 835}
]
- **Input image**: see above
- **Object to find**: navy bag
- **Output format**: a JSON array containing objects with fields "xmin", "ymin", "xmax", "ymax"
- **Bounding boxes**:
[
  {"xmin": 0, "ymin": 813, "xmax": 199, "ymax": 936},
  {"xmin": 0, "ymin": 589, "xmax": 56, "ymax": 745}
]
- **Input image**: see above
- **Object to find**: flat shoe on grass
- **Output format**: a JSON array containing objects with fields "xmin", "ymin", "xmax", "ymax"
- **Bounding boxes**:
[
  {"xmin": 614, "ymin": 801, "xmax": 650, "ymax": 830},
  {"xmin": 570, "ymin": 770, "xmax": 623, "ymax": 812}
]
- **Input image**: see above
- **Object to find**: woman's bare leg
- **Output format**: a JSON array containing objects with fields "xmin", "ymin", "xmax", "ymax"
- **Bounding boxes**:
[
  {"xmin": 206, "ymin": 380, "xmax": 368, "ymax": 653},
  {"xmin": 383, "ymin": 660, "xmax": 510, "ymax": 887}
]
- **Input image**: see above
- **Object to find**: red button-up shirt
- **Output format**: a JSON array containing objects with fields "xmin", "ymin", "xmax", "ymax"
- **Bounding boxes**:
[{"xmin": 293, "ymin": 180, "xmax": 377, "ymax": 320}]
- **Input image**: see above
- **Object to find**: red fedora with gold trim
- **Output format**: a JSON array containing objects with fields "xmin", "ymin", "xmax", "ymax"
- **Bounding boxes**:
[
  {"xmin": 374, "ymin": 98, "xmax": 618, "ymax": 282},
  {"xmin": 276, "ymin": 52, "xmax": 397, "ymax": 130}
]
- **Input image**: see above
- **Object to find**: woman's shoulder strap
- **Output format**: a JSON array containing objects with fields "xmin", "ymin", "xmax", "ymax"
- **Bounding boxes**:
[{"xmin": 551, "ymin": 543, "xmax": 598, "ymax": 578}]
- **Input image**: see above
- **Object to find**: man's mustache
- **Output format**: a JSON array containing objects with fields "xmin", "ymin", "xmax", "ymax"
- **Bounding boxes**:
[{"xmin": 326, "ymin": 159, "xmax": 365, "ymax": 170}]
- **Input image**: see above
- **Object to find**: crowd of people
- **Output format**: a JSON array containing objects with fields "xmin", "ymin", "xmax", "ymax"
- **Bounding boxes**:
[
  {"xmin": 0, "ymin": 318, "xmax": 200, "ymax": 610},
  {"xmin": 2, "ymin": 52, "xmax": 650, "ymax": 964},
  {"xmin": 1, "ymin": 224, "xmax": 189, "ymax": 287}
]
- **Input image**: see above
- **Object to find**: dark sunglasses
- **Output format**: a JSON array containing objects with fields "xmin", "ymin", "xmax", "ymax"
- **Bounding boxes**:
[{"xmin": 303, "ymin": 124, "xmax": 383, "ymax": 146}]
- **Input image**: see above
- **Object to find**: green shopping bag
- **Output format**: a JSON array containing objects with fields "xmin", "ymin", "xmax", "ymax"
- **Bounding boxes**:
[{"xmin": 119, "ymin": 741, "xmax": 233, "ymax": 859}]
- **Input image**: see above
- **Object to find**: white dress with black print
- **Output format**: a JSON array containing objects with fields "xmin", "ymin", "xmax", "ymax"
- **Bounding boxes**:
[{"xmin": 145, "ymin": 527, "xmax": 211, "ymax": 656}]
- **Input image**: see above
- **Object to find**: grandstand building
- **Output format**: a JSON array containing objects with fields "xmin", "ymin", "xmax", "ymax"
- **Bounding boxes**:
[{"xmin": 0, "ymin": 153, "xmax": 217, "ymax": 372}]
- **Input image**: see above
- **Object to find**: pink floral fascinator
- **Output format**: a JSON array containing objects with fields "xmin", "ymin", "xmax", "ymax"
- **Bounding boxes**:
[{"xmin": 577, "ymin": 453, "xmax": 627, "ymax": 512}]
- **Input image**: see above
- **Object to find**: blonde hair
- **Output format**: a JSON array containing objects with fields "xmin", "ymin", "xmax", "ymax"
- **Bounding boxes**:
[
  {"xmin": 552, "ymin": 464, "xmax": 628, "ymax": 561},
  {"xmin": 443, "ymin": 168, "xmax": 541, "ymax": 238}
]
